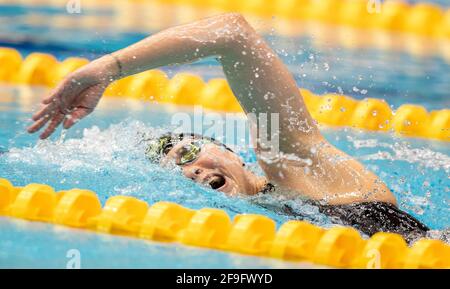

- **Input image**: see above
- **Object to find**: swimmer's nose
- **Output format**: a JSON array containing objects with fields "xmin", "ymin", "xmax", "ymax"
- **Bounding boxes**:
[{"xmin": 182, "ymin": 166, "xmax": 204, "ymax": 181}]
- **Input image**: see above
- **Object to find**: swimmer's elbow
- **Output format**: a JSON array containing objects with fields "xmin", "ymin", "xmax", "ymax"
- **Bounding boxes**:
[
  {"xmin": 221, "ymin": 12, "xmax": 249, "ymax": 27},
  {"xmin": 230, "ymin": 13, "xmax": 256, "ymax": 40},
  {"xmin": 216, "ymin": 13, "xmax": 258, "ymax": 54}
]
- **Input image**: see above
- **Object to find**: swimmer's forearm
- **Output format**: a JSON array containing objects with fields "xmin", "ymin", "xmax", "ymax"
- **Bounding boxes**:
[{"xmin": 98, "ymin": 13, "xmax": 243, "ymax": 79}]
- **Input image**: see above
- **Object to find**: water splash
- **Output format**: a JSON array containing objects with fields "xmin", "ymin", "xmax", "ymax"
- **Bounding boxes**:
[
  {"xmin": 2, "ymin": 120, "xmax": 448, "ymax": 237},
  {"xmin": 2, "ymin": 120, "xmax": 329, "ymax": 227},
  {"xmin": 349, "ymin": 137, "xmax": 450, "ymax": 172}
]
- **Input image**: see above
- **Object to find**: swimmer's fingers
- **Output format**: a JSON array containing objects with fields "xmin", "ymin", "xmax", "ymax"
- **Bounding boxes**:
[
  {"xmin": 62, "ymin": 83, "xmax": 104, "ymax": 129},
  {"xmin": 39, "ymin": 113, "xmax": 65, "ymax": 139},
  {"xmin": 31, "ymin": 81, "xmax": 103, "ymax": 136},
  {"xmin": 63, "ymin": 107, "xmax": 93, "ymax": 129},
  {"xmin": 32, "ymin": 102, "xmax": 57, "ymax": 122},
  {"xmin": 33, "ymin": 75, "xmax": 85, "ymax": 121},
  {"xmin": 41, "ymin": 80, "xmax": 67, "ymax": 105},
  {"xmin": 27, "ymin": 115, "xmax": 51, "ymax": 134}
]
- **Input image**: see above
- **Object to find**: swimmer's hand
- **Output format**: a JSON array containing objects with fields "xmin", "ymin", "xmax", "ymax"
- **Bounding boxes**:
[{"xmin": 27, "ymin": 57, "xmax": 118, "ymax": 139}]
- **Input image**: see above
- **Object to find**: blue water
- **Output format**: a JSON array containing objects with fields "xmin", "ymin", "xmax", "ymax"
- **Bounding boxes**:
[
  {"xmin": 0, "ymin": 84, "xmax": 449, "ymax": 268},
  {"xmin": 0, "ymin": 2, "xmax": 449, "ymax": 268},
  {"xmin": 0, "ymin": 217, "xmax": 318, "ymax": 269}
]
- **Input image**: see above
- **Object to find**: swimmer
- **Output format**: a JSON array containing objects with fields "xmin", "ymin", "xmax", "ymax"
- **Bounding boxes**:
[{"xmin": 27, "ymin": 13, "xmax": 428, "ymax": 242}]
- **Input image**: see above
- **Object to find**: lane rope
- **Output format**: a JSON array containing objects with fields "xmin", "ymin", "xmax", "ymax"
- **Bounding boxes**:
[
  {"xmin": 1, "ymin": 178, "xmax": 449, "ymax": 268},
  {"xmin": 151, "ymin": 0, "xmax": 450, "ymax": 39},
  {"xmin": 0, "ymin": 47, "xmax": 448, "ymax": 141}
]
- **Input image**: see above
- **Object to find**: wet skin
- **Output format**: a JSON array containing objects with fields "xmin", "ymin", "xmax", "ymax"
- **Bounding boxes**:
[
  {"xmin": 28, "ymin": 13, "xmax": 397, "ymax": 206},
  {"xmin": 160, "ymin": 138, "xmax": 266, "ymax": 196}
]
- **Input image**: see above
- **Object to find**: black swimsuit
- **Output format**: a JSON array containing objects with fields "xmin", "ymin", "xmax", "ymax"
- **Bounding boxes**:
[
  {"xmin": 257, "ymin": 183, "xmax": 429, "ymax": 243},
  {"xmin": 314, "ymin": 201, "xmax": 429, "ymax": 243}
]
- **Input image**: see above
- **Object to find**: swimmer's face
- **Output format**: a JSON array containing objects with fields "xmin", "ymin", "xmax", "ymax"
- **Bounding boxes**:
[{"xmin": 160, "ymin": 138, "xmax": 266, "ymax": 196}]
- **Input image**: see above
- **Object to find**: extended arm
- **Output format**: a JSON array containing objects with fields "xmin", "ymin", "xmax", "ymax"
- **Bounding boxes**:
[
  {"xmin": 28, "ymin": 13, "xmax": 396, "ymax": 205},
  {"xmin": 30, "ymin": 13, "xmax": 320, "ymax": 149}
]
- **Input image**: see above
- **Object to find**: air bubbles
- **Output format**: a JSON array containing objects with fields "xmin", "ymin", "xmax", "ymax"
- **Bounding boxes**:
[{"xmin": 263, "ymin": 92, "xmax": 275, "ymax": 100}]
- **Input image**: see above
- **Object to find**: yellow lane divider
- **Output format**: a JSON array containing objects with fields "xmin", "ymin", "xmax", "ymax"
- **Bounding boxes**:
[
  {"xmin": 15, "ymin": 0, "xmax": 450, "ymax": 62},
  {"xmin": 0, "ymin": 47, "xmax": 448, "ymax": 141},
  {"xmin": 150, "ymin": 0, "xmax": 450, "ymax": 39},
  {"xmin": 0, "ymin": 178, "xmax": 449, "ymax": 268}
]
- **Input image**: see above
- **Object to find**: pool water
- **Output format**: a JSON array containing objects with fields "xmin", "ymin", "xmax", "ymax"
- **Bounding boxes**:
[
  {"xmin": 0, "ymin": 1, "xmax": 449, "ymax": 268},
  {"xmin": 0, "ymin": 84, "xmax": 448, "ymax": 268},
  {"xmin": 1, "ymin": 1, "xmax": 449, "ymax": 109},
  {"xmin": 0, "ymin": 217, "xmax": 320, "ymax": 269}
]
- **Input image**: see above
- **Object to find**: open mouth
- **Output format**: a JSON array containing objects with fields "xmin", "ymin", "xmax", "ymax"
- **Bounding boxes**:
[{"xmin": 208, "ymin": 175, "xmax": 226, "ymax": 190}]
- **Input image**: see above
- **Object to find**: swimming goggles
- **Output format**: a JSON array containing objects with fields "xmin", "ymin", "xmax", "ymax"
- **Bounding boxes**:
[
  {"xmin": 145, "ymin": 134, "xmax": 229, "ymax": 166},
  {"xmin": 145, "ymin": 133, "xmax": 234, "ymax": 165}
]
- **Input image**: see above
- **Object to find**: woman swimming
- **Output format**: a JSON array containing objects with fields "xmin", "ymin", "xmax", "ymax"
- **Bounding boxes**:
[{"xmin": 27, "ymin": 13, "xmax": 428, "ymax": 242}]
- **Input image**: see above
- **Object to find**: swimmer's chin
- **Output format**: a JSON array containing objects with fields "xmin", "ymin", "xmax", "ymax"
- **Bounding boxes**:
[{"xmin": 220, "ymin": 182, "xmax": 261, "ymax": 197}]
